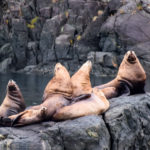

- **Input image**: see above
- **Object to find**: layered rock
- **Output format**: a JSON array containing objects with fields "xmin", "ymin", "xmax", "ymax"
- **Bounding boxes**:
[
  {"xmin": 0, "ymin": 0, "xmax": 150, "ymax": 75},
  {"xmin": 0, "ymin": 94, "xmax": 150, "ymax": 150}
]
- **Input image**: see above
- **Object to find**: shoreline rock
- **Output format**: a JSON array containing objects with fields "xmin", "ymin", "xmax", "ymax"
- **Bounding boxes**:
[{"xmin": 0, "ymin": 94, "xmax": 150, "ymax": 150}]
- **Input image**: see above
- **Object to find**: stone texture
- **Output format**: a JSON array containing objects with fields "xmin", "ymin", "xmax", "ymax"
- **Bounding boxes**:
[
  {"xmin": 0, "ymin": 116, "xmax": 110, "ymax": 150},
  {"xmin": 104, "ymin": 94, "xmax": 150, "ymax": 150},
  {"xmin": 0, "ymin": 0, "xmax": 150, "ymax": 75},
  {"xmin": 0, "ymin": 94, "xmax": 150, "ymax": 150}
]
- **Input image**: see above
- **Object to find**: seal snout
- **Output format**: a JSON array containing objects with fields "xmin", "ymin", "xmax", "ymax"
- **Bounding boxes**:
[
  {"xmin": 81, "ymin": 60, "xmax": 92, "ymax": 72},
  {"xmin": 7, "ymin": 79, "xmax": 17, "ymax": 91},
  {"xmin": 55, "ymin": 63, "xmax": 63, "ymax": 72},
  {"xmin": 126, "ymin": 51, "xmax": 136, "ymax": 63}
]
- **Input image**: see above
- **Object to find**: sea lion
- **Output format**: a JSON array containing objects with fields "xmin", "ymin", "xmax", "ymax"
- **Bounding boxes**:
[
  {"xmin": 95, "ymin": 51, "xmax": 146, "ymax": 99},
  {"xmin": 53, "ymin": 61, "xmax": 110, "ymax": 120},
  {"xmin": 6, "ymin": 63, "xmax": 72, "ymax": 126},
  {"xmin": 71, "ymin": 60, "xmax": 92, "ymax": 97},
  {"xmin": 0, "ymin": 80, "xmax": 25, "ymax": 118}
]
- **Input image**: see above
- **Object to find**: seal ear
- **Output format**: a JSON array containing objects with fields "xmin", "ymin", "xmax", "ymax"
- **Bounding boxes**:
[
  {"xmin": 43, "ymin": 63, "xmax": 72, "ymax": 101},
  {"xmin": 71, "ymin": 61, "xmax": 92, "ymax": 97}
]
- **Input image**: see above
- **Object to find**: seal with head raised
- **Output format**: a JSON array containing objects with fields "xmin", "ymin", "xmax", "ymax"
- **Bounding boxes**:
[
  {"xmin": 6, "ymin": 63, "xmax": 73, "ymax": 126},
  {"xmin": 0, "ymin": 80, "xmax": 25, "ymax": 118},
  {"xmin": 95, "ymin": 51, "xmax": 146, "ymax": 99},
  {"xmin": 53, "ymin": 61, "xmax": 110, "ymax": 120}
]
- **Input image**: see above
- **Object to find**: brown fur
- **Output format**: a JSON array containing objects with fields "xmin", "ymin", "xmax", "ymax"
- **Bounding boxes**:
[
  {"xmin": 0, "ymin": 80, "xmax": 25, "ymax": 117},
  {"xmin": 71, "ymin": 61, "xmax": 92, "ymax": 97},
  {"xmin": 95, "ymin": 51, "xmax": 146, "ymax": 98},
  {"xmin": 8, "ymin": 63, "xmax": 72, "ymax": 126},
  {"xmin": 43, "ymin": 63, "xmax": 72, "ymax": 101},
  {"xmin": 53, "ymin": 61, "xmax": 110, "ymax": 120}
]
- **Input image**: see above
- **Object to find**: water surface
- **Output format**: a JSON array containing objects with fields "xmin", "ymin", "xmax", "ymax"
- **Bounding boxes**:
[{"xmin": 0, "ymin": 73, "xmax": 149, "ymax": 106}]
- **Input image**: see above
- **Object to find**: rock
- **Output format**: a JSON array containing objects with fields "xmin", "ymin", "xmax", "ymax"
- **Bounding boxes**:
[
  {"xmin": 1, "ymin": 0, "xmax": 150, "ymax": 76},
  {"xmin": 0, "ymin": 94, "xmax": 150, "ymax": 149},
  {"xmin": 39, "ymin": 7, "xmax": 52, "ymax": 19},
  {"xmin": 40, "ymin": 14, "xmax": 67, "ymax": 64},
  {"xmin": 0, "ymin": 58, "xmax": 12, "ymax": 72},
  {"xmin": 0, "ymin": 43, "xmax": 13, "ymax": 62},
  {"xmin": 61, "ymin": 24, "xmax": 75, "ymax": 37},
  {"xmin": 104, "ymin": 94, "xmax": 150, "ymax": 150},
  {"xmin": 95, "ymin": 52, "xmax": 117, "ymax": 68},
  {"xmin": 11, "ymin": 18, "xmax": 28, "ymax": 69},
  {"xmin": 0, "ymin": 25, "xmax": 9, "ymax": 47},
  {"xmin": 100, "ymin": 0, "xmax": 150, "ymax": 73},
  {"xmin": 21, "ymin": 3, "xmax": 36, "ymax": 20},
  {"xmin": 55, "ymin": 34, "xmax": 73, "ymax": 60},
  {"xmin": 0, "ymin": 116, "xmax": 110, "ymax": 150}
]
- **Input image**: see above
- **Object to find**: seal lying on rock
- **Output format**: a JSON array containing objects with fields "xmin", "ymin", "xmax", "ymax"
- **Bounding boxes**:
[
  {"xmin": 95, "ymin": 51, "xmax": 146, "ymax": 99},
  {"xmin": 6, "ymin": 63, "xmax": 73, "ymax": 126},
  {"xmin": 0, "ymin": 80, "xmax": 25, "ymax": 118},
  {"xmin": 53, "ymin": 61, "xmax": 110, "ymax": 120}
]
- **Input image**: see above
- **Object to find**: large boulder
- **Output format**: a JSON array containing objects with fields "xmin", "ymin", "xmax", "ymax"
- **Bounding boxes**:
[
  {"xmin": 100, "ymin": 0, "xmax": 150, "ymax": 73},
  {"xmin": 104, "ymin": 94, "xmax": 150, "ymax": 150},
  {"xmin": 0, "ymin": 94, "xmax": 150, "ymax": 150}
]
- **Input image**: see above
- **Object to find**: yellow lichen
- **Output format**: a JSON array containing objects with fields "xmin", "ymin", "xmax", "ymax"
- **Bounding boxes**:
[
  {"xmin": 27, "ymin": 16, "xmax": 39, "ymax": 29},
  {"xmin": 137, "ymin": 3, "xmax": 143, "ymax": 10},
  {"xmin": 69, "ymin": 39, "xmax": 73, "ymax": 45},
  {"xmin": 76, "ymin": 35, "xmax": 81, "ymax": 41},
  {"xmin": 31, "ymin": 16, "xmax": 39, "ymax": 25},
  {"xmin": 87, "ymin": 130, "xmax": 99, "ymax": 138},
  {"xmin": 92, "ymin": 16, "xmax": 98, "ymax": 22},
  {"xmin": 27, "ymin": 24, "xmax": 35, "ymax": 29},
  {"xmin": 0, "ymin": 134, "xmax": 5, "ymax": 140},
  {"xmin": 120, "ymin": 9, "xmax": 125, "ymax": 14},
  {"xmin": 97, "ymin": 10, "xmax": 103, "ymax": 16},
  {"xmin": 5, "ymin": 19, "xmax": 9, "ymax": 25},
  {"xmin": 65, "ymin": 11, "xmax": 69, "ymax": 18}
]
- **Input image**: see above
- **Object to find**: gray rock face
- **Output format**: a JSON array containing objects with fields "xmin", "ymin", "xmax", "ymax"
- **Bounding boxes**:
[
  {"xmin": 0, "ymin": 0, "xmax": 150, "ymax": 75},
  {"xmin": 0, "ymin": 94, "xmax": 150, "ymax": 150}
]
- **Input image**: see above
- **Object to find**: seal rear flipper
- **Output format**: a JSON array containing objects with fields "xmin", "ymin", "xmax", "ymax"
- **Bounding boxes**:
[
  {"xmin": 9, "ymin": 106, "xmax": 48, "ymax": 127},
  {"xmin": 0, "ymin": 117, "xmax": 12, "ymax": 127}
]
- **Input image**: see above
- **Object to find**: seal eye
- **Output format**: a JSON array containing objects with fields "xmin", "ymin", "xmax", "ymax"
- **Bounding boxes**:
[{"xmin": 8, "ymin": 85, "xmax": 16, "ymax": 91}]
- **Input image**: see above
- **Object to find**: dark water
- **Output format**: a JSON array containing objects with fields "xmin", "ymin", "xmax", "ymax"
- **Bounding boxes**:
[{"xmin": 0, "ymin": 73, "xmax": 149, "ymax": 106}]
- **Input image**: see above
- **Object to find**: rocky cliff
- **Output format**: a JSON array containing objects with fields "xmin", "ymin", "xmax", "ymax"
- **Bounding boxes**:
[
  {"xmin": 0, "ymin": 0, "xmax": 150, "ymax": 75},
  {"xmin": 0, "ymin": 94, "xmax": 150, "ymax": 150}
]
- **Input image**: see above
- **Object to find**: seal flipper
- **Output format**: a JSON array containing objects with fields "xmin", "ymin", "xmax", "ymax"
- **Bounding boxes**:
[
  {"xmin": 9, "ymin": 106, "xmax": 48, "ymax": 127},
  {"xmin": 118, "ymin": 81, "xmax": 131, "ymax": 97},
  {"xmin": 0, "ymin": 117, "xmax": 12, "ymax": 127},
  {"xmin": 71, "ymin": 94, "xmax": 91, "ymax": 104}
]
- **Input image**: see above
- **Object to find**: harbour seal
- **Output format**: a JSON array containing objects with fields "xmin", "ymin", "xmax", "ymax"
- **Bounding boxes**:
[
  {"xmin": 95, "ymin": 51, "xmax": 146, "ymax": 99},
  {"xmin": 53, "ymin": 61, "xmax": 110, "ymax": 120}
]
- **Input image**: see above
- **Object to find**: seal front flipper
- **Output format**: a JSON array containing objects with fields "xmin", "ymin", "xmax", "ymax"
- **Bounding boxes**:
[{"xmin": 0, "ymin": 80, "xmax": 26, "ymax": 118}]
